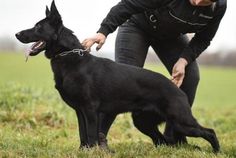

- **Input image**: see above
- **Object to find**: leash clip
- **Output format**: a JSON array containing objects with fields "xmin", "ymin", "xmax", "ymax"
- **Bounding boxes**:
[
  {"xmin": 72, "ymin": 49, "xmax": 84, "ymax": 56},
  {"xmin": 149, "ymin": 14, "xmax": 157, "ymax": 23}
]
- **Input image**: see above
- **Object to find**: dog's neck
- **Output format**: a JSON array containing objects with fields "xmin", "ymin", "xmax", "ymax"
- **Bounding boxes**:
[
  {"xmin": 47, "ymin": 26, "xmax": 86, "ymax": 59},
  {"xmin": 58, "ymin": 26, "xmax": 84, "ymax": 50}
]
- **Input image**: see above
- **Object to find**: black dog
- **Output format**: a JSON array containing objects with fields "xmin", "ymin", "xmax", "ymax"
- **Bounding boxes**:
[{"xmin": 15, "ymin": 1, "xmax": 220, "ymax": 152}]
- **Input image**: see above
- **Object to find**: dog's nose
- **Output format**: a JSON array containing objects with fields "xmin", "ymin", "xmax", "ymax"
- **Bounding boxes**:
[{"xmin": 15, "ymin": 32, "xmax": 21, "ymax": 38}]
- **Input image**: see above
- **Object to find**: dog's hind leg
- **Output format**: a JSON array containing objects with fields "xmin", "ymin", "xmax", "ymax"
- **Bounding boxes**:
[
  {"xmin": 132, "ymin": 111, "xmax": 167, "ymax": 146},
  {"xmin": 164, "ymin": 122, "xmax": 187, "ymax": 145},
  {"xmin": 98, "ymin": 113, "xmax": 116, "ymax": 149},
  {"xmin": 98, "ymin": 113, "xmax": 117, "ymax": 136},
  {"xmin": 172, "ymin": 120, "xmax": 220, "ymax": 153}
]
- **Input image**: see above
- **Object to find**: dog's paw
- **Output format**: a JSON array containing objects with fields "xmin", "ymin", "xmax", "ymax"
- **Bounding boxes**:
[{"xmin": 98, "ymin": 132, "xmax": 115, "ymax": 153}]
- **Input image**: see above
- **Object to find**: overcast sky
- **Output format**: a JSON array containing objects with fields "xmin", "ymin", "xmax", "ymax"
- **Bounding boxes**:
[{"xmin": 0, "ymin": 0, "xmax": 235, "ymax": 53}]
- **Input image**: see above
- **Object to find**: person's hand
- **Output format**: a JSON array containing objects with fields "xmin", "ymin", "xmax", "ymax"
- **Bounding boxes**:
[
  {"xmin": 82, "ymin": 33, "xmax": 106, "ymax": 52},
  {"xmin": 171, "ymin": 58, "xmax": 188, "ymax": 87}
]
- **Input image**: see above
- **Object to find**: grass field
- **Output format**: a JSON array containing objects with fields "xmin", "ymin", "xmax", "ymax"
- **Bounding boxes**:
[{"xmin": 0, "ymin": 52, "xmax": 236, "ymax": 158}]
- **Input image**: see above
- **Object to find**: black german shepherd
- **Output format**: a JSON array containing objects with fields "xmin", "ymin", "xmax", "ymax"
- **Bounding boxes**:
[{"xmin": 15, "ymin": 1, "xmax": 220, "ymax": 152}]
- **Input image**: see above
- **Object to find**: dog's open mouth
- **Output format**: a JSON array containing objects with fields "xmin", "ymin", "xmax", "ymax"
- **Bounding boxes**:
[
  {"xmin": 25, "ymin": 40, "xmax": 46, "ymax": 61},
  {"xmin": 28, "ymin": 40, "xmax": 46, "ymax": 55}
]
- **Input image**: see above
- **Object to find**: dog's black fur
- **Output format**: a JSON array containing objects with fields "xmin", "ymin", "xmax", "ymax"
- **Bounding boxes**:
[{"xmin": 15, "ymin": 1, "xmax": 220, "ymax": 152}]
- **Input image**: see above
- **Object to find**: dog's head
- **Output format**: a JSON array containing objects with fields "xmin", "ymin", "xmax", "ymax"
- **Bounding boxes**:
[{"xmin": 15, "ymin": 0, "xmax": 80, "ymax": 59}]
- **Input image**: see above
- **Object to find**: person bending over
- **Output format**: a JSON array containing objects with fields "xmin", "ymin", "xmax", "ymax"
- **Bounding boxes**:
[{"xmin": 82, "ymin": 0, "xmax": 226, "ymax": 145}]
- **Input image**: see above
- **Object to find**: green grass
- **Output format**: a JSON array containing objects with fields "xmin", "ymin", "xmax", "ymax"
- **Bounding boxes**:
[{"xmin": 0, "ymin": 52, "xmax": 236, "ymax": 158}]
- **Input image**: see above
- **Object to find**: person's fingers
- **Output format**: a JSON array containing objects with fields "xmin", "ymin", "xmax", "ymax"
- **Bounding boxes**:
[
  {"xmin": 85, "ymin": 47, "xmax": 91, "ymax": 53},
  {"xmin": 96, "ymin": 41, "xmax": 104, "ymax": 51},
  {"xmin": 172, "ymin": 78, "xmax": 180, "ymax": 87},
  {"xmin": 177, "ymin": 75, "xmax": 184, "ymax": 87},
  {"xmin": 172, "ymin": 71, "xmax": 182, "ymax": 79},
  {"xmin": 176, "ymin": 79, "xmax": 183, "ymax": 87},
  {"xmin": 81, "ymin": 40, "xmax": 88, "ymax": 49},
  {"xmin": 83, "ymin": 40, "xmax": 96, "ymax": 51},
  {"xmin": 81, "ymin": 39, "xmax": 90, "ymax": 47},
  {"xmin": 171, "ymin": 73, "xmax": 184, "ymax": 87},
  {"xmin": 171, "ymin": 77, "xmax": 177, "ymax": 85}
]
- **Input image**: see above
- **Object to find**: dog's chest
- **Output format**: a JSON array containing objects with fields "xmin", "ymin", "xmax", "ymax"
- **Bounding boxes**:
[
  {"xmin": 51, "ymin": 63, "xmax": 91, "ymax": 104},
  {"xmin": 56, "ymin": 73, "xmax": 88, "ymax": 96},
  {"xmin": 54, "ymin": 76, "xmax": 93, "ymax": 110}
]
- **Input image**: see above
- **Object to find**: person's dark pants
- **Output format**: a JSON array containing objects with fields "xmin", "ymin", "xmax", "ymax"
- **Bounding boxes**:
[{"xmin": 112, "ymin": 21, "xmax": 200, "ymax": 144}]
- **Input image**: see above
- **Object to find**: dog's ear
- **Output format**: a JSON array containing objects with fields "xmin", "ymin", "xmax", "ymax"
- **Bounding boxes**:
[
  {"xmin": 50, "ymin": 0, "xmax": 61, "ymax": 20},
  {"xmin": 46, "ymin": 6, "xmax": 50, "ymax": 17}
]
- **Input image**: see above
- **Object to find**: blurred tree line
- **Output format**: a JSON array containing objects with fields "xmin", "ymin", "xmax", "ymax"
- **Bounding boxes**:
[
  {"xmin": 0, "ymin": 37, "xmax": 236, "ymax": 67},
  {"xmin": 146, "ymin": 50, "xmax": 236, "ymax": 67}
]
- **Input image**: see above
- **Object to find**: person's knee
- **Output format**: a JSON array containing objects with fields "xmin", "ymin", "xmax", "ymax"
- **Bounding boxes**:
[
  {"xmin": 190, "ymin": 69, "xmax": 200, "ymax": 86},
  {"xmin": 185, "ymin": 62, "xmax": 200, "ymax": 86},
  {"xmin": 180, "ymin": 62, "xmax": 200, "ymax": 105}
]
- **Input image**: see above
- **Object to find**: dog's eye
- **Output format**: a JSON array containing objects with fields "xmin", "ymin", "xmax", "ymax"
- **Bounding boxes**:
[{"xmin": 35, "ymin": 24, "xmax": 41, "ymax": 29}]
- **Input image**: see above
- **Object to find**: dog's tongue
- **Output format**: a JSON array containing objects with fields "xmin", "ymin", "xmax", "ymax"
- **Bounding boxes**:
[
  {"xmin": 25, "ymin": 41, "xmax": 44, "ymax": 62},
  {"xmin": 25, "ymin": 50, "xmax": 30, "ymax": 62}
]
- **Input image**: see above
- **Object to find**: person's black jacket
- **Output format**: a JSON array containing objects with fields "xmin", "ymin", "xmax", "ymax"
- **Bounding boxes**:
[{"xmin": 97, "ymin": 0, "xmax": 227, "ymax": 63}]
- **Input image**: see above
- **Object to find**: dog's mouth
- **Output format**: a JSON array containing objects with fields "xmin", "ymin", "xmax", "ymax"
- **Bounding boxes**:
[
  {"xmin": 25, "ymin": 40, "xmax": 46, "ymax": 61},
  {"xmin": 28, "ymin": 40, "xmax": 46, "ymax": 55}
]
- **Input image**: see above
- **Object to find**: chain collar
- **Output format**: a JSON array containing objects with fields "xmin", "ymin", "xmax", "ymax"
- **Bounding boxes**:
[{"xmin": 55, "ymin": 49, "xmax": 86, "ymax": 58}]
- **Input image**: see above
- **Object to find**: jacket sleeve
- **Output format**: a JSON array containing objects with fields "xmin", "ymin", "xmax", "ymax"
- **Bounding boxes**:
[
  {"xmin": 97, "ymin": 0, "xmax": 162, "ymax": 36},
  {"xmin": 180, "ymin": 3, "xmax": 227, "ymax": 64}
]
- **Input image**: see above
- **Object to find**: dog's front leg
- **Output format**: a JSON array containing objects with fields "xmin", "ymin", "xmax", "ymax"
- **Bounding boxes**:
[
  {"xmin": 55, "ymin": 87, "xmax": 90, "ymax": 147},
  {"xmin": 80, "ymin": 107, "xmax": 99, "ymax": 147},
  {"xmin": 76, "ymin": 109, "xmax": 89, "ymax": 148}
]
